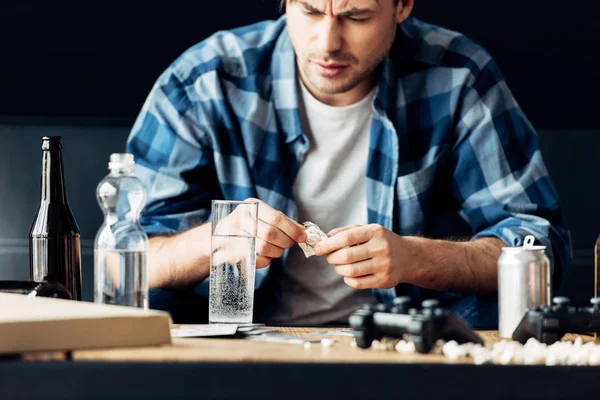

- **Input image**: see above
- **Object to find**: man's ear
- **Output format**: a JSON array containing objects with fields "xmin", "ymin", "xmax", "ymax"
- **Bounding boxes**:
[{"xmin": 395, "ymin": 0, "xmax": 414, "ymax": 24}]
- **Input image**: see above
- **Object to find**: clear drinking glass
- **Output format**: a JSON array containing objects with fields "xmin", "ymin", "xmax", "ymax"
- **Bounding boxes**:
[{"xmin": 209, "ymin": 200, "xmax": 259, "ymax": 324}]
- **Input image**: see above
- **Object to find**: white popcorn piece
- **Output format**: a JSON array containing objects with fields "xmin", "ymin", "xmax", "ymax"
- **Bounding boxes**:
[
  {"xmin": 545, "ymin": 350, "xmax": 559, "ymax": 366},
  {"xmin": 471, "ymin": 345, "xmax": 493, "ymax": 365},
  {"xmin": 473, "ymin": 354, "xmax": 492, "ymax": 365},
  {"xmin": 303, "ymin": 341, "xmax": 312, "ymax": 350},
  {"xmin": 499, "ymin": 341, "xmax": 524, "ymax": 365},
  {"xmin": 524, "ymin": 337, "xmax": 544, "ymax": 348},
  {"xmin": 371, "ymin": 339, "xmax": 387, "ymax": 351},
  {"xmin": 546, "ymin": 342, "xmax": 570, "ymax": 366},
  {"xmin": 298, "ymin": 221, "xmax": 328, "ymax": 258},
  {"xmin": 523, "ymin": 338, "xmax": 547, "ymax": 365},
  {"xmin": 442, "ymin": 341, "xmax": 465, "ymax": 360},
  {"xmin": 557, "ymin": 342, "xmax": 573, "ymax": 365},
  {"xmin": 545, "ymin": 341, "xmax": 572, "ymax": 366},
  {"xmin": 565, "ymin": 341, "xmax": 594, "ymax": 366},
  {"xmin": 588, "ymin": 346, "xmax": 600, "ymax": 365},
  {"xmin": 499, "ymin": 346, "xmax": 516, "ymax": 365},
  {"xmin": 395, "ymin": 340, "xmax": 416, "ymax": 354},
  {"xmin": 379, "ymin": 337, "xmax": 399, "ymax": 351},
  {"xmin": 441, "ymin": 341, "xmax": 491, "ymax": 364},
  {"xmin": 436, "ymin": 334, "xmax": 600, "ymax": 366},
  {"xmin": 321, "ymin": 338, "xmax": 335, "ymax": 350}
]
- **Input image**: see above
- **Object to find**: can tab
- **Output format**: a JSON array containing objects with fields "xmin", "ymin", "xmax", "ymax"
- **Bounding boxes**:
[{"xmin": 523, "ymin": 235, "xmax": 536, "ymax": 249}]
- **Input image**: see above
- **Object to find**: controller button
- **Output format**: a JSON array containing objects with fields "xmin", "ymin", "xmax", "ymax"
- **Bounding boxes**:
[
  {"xmin": 421, "ymin": 299, "xmax": 440, "ymax": 309},
  {"xmin": 552, "ymin": 297, "xmax": 570, "ymax": 307},
  {"xmin": 375, "ymin": 304, "xmax": 388, "ymax": 312}
]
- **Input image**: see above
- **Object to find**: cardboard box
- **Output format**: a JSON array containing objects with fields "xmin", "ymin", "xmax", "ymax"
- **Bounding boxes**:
[{"xmin": 0, "ymin": 293, "xmax": 172, "ymax": 354}]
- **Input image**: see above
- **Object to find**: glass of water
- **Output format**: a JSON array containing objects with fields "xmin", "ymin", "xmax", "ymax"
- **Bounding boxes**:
[{"xmin": 209, "ymin": 200, "xmax": 259, "ymax": 324}]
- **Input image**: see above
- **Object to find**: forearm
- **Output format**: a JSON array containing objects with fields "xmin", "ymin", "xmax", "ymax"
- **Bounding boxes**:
[
  {"xmin": 405, "ymin": 236, "xmax": 504, "ymax": 294},
  {"xmin": 147, "ymin": 223, "xmax": 212, "ymax": 289}
]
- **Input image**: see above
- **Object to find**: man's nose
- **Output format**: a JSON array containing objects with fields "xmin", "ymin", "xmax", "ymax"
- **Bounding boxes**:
[{"xmin": 315, "ymin": 17, "xmax": 342, "ymax": 54}]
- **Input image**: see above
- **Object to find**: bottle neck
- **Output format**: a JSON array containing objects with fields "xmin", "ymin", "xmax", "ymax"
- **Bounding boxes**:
[
  {"xmin": 109, "ymin": 165, "xmax": 135, "ymax": 177},
  {"xmin": 41, "ymin": 147, "xmax": 67, "ymax": 204}
]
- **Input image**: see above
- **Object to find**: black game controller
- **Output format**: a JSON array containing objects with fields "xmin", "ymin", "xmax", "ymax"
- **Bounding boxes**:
[
  {"xmin": 512, "ymin": 296, "xmax": 600, "ymax": 344},
  {"xmin": 349, "ymin": 297, "xmax": 484, "ymax": 353}
]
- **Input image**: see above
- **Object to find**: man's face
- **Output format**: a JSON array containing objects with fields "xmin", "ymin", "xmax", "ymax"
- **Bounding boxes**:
[{"xmin": 286, "ymin": 0, "xmax": 407, "ymax": 106}]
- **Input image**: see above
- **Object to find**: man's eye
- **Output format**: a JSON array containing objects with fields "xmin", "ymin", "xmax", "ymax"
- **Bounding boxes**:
[
  {"xmin": 347, "ymin": 17, "xmax": 369, "ymax": 22},
  {"xmin": 303, "ymin": 10, "xmax": 321, "ymax": 16}
]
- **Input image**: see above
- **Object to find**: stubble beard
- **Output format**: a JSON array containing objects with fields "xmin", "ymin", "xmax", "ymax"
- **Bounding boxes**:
[{"xmin": 298, "ymin": 31, "xmax": 396, "ymax": 95}]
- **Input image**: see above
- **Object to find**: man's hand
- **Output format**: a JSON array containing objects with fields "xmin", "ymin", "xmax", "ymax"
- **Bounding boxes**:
[
  {"xmin": 313, "ymin": 224, "xmax": 503, "ymax": 294},
  {"xmin": 245, "ymin": 198, "xmax": 307, "ymax": 268},
  {"xmin": 148, "ymin": 199, "xmax": 306, "ymax": 289},
  {"xmin": 313, "ymin": 224, "xmax": 414, "ymax": 290}
]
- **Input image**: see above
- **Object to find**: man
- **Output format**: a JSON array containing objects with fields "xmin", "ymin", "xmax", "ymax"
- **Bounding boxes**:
[{"xmin": 127, "ymin": 0, "xmax": 571, "ymax": 327}]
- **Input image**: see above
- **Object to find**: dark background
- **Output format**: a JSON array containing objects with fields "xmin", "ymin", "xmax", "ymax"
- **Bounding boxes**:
[
  {"xmin": 0, "ymin": 0, "xmax": 598, "ymax": 303},
  {"xmin": 1, "ymin": 0, "xmax": 598, "ymax": 128}
]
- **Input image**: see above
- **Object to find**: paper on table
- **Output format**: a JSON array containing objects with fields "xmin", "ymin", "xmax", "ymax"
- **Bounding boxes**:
[
  {"xmin": 170, "ymin": 324, "xmax": 239, "ymax": 338},
  {"xmin": 309, "ymin": 330, "xmax": 358, "ymax": 337},
  {"xmin": 245, "ymin": 331, "xmax": 324, "ymax": 344}
]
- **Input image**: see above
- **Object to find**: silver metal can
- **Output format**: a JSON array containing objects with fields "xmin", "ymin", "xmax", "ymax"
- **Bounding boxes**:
[{"xmin": 498, "ymin": 236, "xmax": 551, "ymax": 338}]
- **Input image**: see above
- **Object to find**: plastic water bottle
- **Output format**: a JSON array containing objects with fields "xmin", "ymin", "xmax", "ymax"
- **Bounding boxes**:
[{"xmin": 94, "ymin": 153, "xmax": 149, "ymax": 309}]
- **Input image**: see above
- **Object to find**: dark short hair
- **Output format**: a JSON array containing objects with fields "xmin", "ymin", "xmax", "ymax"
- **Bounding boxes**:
[{"xmin": 279, "ymin": 0, "xmax": 401, "ymax": 11}]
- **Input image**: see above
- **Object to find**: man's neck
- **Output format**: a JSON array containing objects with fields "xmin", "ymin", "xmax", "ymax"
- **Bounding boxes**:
[{"xmin": 297, "ymin": 70, "xmax": 379, "ymax": 107}]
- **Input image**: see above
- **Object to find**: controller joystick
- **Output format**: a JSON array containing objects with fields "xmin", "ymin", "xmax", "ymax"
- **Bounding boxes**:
[{"xmin": 391, "ymin": 296, "xmax": 412, "ymax": 314}]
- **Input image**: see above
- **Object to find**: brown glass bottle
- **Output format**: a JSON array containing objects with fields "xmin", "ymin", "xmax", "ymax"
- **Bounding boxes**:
[{"xmin": 29, "ymin": 136, "xmax": 82, "ymax": 300}]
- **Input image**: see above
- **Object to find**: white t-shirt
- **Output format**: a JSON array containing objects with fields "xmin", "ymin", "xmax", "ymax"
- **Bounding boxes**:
[{"xmin": 270, "ymin": 80, "xmax": 377, "ymax": 325}]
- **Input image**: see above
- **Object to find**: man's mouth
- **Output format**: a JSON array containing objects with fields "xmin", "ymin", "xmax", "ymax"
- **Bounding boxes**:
[{"xmin": 312, "ymin": 61, "xmax": 349, "ymax": 78}]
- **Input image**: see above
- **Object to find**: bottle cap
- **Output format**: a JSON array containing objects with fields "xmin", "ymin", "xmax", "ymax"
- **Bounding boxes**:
[
  {"xmin": 108, "ymin": 153, "xmax": 135, "ymax": 170},
  {"xmin": 41, "ymin": 136, "xmax": 62, "ymax": 150}
]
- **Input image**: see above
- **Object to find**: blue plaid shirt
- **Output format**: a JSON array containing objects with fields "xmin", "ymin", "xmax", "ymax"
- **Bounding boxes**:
[{"xmin": 127, "ymin": 16, "xmax": 571, "ymax": 327}]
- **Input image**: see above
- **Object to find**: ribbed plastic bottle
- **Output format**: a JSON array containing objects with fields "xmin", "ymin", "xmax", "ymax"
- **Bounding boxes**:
[{"xmin": 94, "ymin": 153, "xmax": 148, "ymax": 309}]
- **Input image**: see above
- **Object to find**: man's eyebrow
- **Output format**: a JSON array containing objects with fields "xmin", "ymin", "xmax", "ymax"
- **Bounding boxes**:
[
  {"xmin": 295, "ymin": 0, "xmax": 323, "ymax": 13},
  {"xmin": 337, "ymin": 7, "xmax": 376, "ymax": 17},
  {"xmin": 292, "ymin": 1, "xmax": 377, "ymax": 16}
]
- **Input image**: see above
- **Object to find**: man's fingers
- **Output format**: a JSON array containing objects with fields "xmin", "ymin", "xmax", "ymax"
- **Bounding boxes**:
[
  {"xmin": 256, "ymin": 255, "xmax": 273, "ymax": 269},
  {"xmin": 255, "ymin": 238, "xmax": 285, "ymax": 259},
  {"xmin": 260, "ymin": 210, "xmax": 306, "ymax": 243},
  {"xmin": 314, "ymin": 227, "xmax": 372, "ymax": 256},
  {"xmin": 246, "ymin": 197, "xmax": 307, "ymax": 243},
  {"xmin": 327, "ymin": 224, "xmax": 361, "ymax": 237},
  {"xmin": 343, "ymin": 275, "xmax": 379, "ymax": 290},
  {"xmin": 257, "ymin": 223, "xmax": 295, "ymax": 249},
  {"xmin": 333, "ymin": 259, "xmax": 376, "ymax": 278},
  {"xmin": 325, "ymin": 244, "xmax": 371, "ymax": 265}
]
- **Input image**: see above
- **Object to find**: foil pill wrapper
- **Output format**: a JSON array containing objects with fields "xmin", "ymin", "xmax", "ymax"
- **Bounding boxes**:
[{"xmin": 298, "ymin": 221, "xmax": 328, "ymax": 258}]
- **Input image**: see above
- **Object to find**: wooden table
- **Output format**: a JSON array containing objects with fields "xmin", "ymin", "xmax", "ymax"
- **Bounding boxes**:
[
  {"xmin": 70, "ymin": 327, "xmax": 597, "ymax": 363},
  {"xmin": 2, "ymin": 328, "xmax": 599, "ymax": 400},
  {"xmin": 72, "ymin": 326, "xmax": 485, "ymax": 364}
]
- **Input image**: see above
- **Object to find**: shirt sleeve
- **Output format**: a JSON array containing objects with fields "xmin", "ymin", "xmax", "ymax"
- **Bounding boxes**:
[
  {"xmin": 451, "ymin": 56, "xmax": 572, "ymax": 290},
  {"xmin": 126, "ymin": 66, "xmax": 219, "ymax": 236}
]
